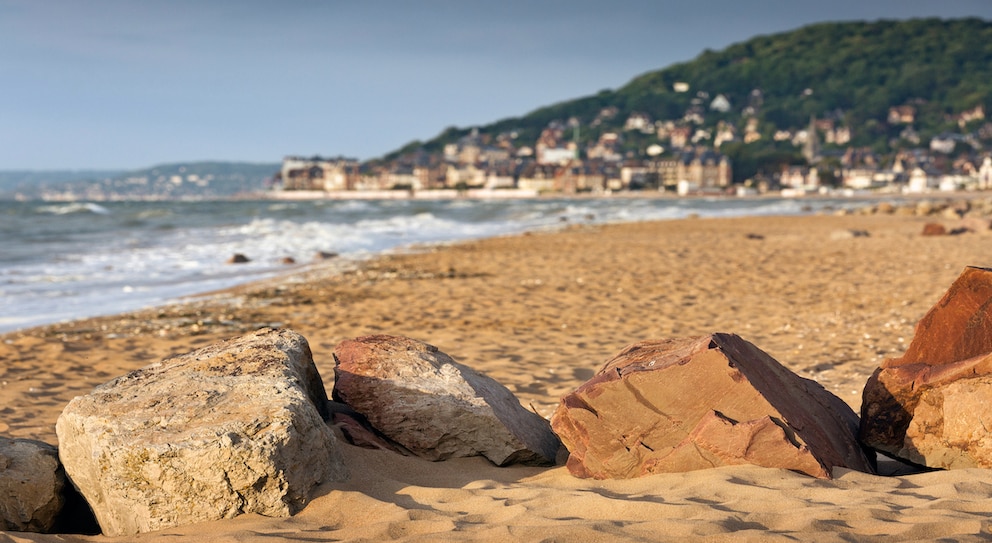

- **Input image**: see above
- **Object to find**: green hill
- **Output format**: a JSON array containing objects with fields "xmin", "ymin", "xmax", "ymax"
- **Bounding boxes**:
[{"xmin": 384, "ymin": 18, "xmax": 992, "ymax": 182}]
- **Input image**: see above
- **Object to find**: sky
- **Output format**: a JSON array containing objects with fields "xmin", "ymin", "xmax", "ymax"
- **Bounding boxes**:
[{"xmin": 2, "ymin": 1, "xmax": 992, "ymax": 170}]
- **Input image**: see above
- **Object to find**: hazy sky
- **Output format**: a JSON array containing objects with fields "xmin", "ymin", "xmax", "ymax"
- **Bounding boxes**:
[{"xmin": 3, "ymin": 1, "xmax": 992, "ymax": 170}]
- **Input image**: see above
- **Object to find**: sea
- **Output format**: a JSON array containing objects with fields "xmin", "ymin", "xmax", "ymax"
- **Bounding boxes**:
[{"xmin": 0, "ymin": 195, "xmax": 875, "ymax": 333}]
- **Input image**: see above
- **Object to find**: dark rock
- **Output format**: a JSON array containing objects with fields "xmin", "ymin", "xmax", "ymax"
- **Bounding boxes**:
[
  {"xmin": 551, "ymin": 334, "xmax": 873, "ymax": 479},
  {"xmin": 332, "ymin": 335, "xmax": 560, "ymax": 466},
  {"xmin": 314, "ymin": 251, "xmax": 339, "ymax": 260},
  {"xmin": 226, "ymin": 253, "xmax": 250, "ymax": 264},
  {"xmin": 326, "ymin": 401, "xmax": 407, "ymax": 454},
  {"xmin": 831, "ymin": 229, "xmax": 870, "ymax": 240}
]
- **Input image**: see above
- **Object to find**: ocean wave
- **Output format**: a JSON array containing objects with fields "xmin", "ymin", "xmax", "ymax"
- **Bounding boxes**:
[{"xmin": 35, "ymin": 202, "xmax": 111, "ymax": 215}]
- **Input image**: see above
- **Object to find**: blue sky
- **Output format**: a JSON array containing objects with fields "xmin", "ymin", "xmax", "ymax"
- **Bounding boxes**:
[{"xmin": 2, "ymin": 1, "xmax": 991, "ymax": 170}]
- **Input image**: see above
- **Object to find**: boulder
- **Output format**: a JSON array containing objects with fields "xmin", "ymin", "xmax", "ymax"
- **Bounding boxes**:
[
  {"xmin": 56, "ymin": 328, "xmax": 348, "ymax": 537},
  {"xmin": 226, "ymin": 253, "xmax": 250, "ymax": 264},
  {"xmin": 550, "ymin": 334, "xmax": 873, "ymax": 479},
  {"xmin": 332, "ymin": 335, "xmax": 560, "ymax": 466},
  {"xmin": 861, "ymin": 266, "xmax": 992, "ymax": 468},
  {"xmin": 0, "ymin": 438, "xmax": 64, "ymax": 532}
]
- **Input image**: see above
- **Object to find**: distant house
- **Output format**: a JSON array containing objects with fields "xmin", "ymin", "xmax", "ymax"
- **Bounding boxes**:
[
  {"xmin": 624, "ymin": 112, "xmax": 654, "ymax": 132},
  {"xmin": 280, "ymin": 156, "xmax": 359, "ymax": 191},
  {"xmin": 906, "ymin": 167, "xmax": 938, "ymax": 193},
  {"xmin": 669, "ymin": 126, "xmax": 692, "ymax": 148},
  {"xmin": 780, "ymin": 166, "xmax": 819, "ymax": 190},
  {"xmin": 445, "ymin": 164, "xmax": 486, "ymax": 188},
  {"xmin": 709, "ymin": 94, "xmax": 731, "ymax": 113},
  {"xmin": 666, "ymin": 149, "xmax": 733, "ymax": 190},
  {"xmin": 484, "ymin": 162, "xmax": 516, "ymax": 189},
  {"xmin": 516, "ymin": 163, "xmax": 559, "ymax": 193},
  {"xmin": 978, "ymin": 156, "xmax": 992, "ymax": 190},
  {"xmin": 586, "ymin": 132, "xmax": 623, "ymax": 162},
  {"xmin": 743, "ymin": 118, "xmax": 762, "ymax": 143},
  {"xmin": 842, "ymin": 168, "xmax": 880, "ymax": 190},
  {"xmin": 930, "ymin": 134, "xmax": 958, "ymax": 154},
  {"xmin": 958, "ymin": 105, "xmax": 986, "ymax": 128},
  {"xmin": 538, "ymin": 146, "xmax": 577, "ymax": 165},
  {"xmin": 714, "ymin": 123, "xmax": 737, "ymax": 148},
  {"xmin": 888, "ymin": 105, "xmax": 916, "ymax": 125}
]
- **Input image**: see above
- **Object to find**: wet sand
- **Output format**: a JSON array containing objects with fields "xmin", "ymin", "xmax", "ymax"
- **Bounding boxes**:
[{"xmin": 3, "ymin": 212, "xmax": 992, "ymax": 542}]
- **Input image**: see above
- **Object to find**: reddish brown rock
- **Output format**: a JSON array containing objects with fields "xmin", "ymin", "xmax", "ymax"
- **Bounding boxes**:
[
  {"xmin": 860, "ymin": 266, "xmax": 992, "ymax": 468},
  {"xmin": 921, "ymin": 223, "xmax": 947, "ymax": 236},
  {"xmin": 550, "ymin": 334, "xmax": 872, "ymax": 479},
  {"xmin": 332, "ymin": 335, "xmax": 560, "ymax": 466},
  {"xmin": 889, "ymin": 266, "xmax": 992, "ymax": 368}
]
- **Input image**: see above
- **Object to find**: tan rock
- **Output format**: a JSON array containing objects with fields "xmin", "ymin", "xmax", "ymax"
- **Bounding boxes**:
[
  {"xmin": 332, "ymin": 335, "xmax": 560, "ymax": 466},
  {"xmin": 56, "ymin": 329, "xmax": 347, "ymax": 536},
  {"xmin": 0, "ymin": 437, "xmax": 64, "ymax": 533},
  {"xmin": 551, "ymin": 334, "xmax": 872, "ymax": 479}
]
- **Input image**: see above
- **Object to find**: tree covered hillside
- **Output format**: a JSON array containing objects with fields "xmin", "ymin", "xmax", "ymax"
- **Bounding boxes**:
[
  {"xmin": 384, "ymin": 18, "xmax": 992, "ymax": 183},
  {"xmin": 623, "ymin": 18, "xmax": 992, "ymax": 139}
]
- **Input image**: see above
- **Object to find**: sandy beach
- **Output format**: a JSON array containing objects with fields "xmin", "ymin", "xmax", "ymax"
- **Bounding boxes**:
[{"xmin": 4, "ymin": 211, "xmax": 992, "ymax": 542}]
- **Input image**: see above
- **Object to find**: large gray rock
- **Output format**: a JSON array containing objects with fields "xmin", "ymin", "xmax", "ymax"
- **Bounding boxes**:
[
  {"xmin": 332, "ymin": 335, "xmax": 560, "ymax": 466},
  {"xmin": 551, "ymin": 334, "xmax": 874, "ymax": 479},
  {"xmin": 56, "ymin": 328, "xmax": 348, "ymax": 537},
  {"xmin": 0, "ymin": 437, "xmax": 64, "ymax": 532}
]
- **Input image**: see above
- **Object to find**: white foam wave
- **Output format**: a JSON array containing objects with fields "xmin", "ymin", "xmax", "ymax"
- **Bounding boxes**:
[{"xmin": 36, "ymin": 202, "xmax": 111, "ymax": 215}]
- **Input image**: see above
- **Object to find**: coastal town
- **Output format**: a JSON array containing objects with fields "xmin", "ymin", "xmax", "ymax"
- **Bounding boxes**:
[{"xmin": 275, "ymin": 95, "xmax": 992, "ymax": 199}]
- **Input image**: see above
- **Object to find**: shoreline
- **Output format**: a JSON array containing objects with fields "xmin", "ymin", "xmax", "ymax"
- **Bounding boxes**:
[{"xmin": 6, "ymin": 190, "xmax": 983, "ymax": 337}]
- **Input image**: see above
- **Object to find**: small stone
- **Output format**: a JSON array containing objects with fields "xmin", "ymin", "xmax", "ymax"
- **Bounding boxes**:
[{"xmin": 921, "ymin": 223, "xmax": 947, "ymax": 236}]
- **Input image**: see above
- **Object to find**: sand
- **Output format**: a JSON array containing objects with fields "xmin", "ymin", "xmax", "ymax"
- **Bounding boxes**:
[{"xmin": 4, "ymin": 212, "xmax": 992, "ymax": 542}]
